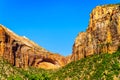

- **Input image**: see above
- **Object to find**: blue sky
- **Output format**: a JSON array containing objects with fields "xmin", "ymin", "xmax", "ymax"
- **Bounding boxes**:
[{"xmin": 0, "ymin": 0, "xmax": 120, "ymax": 56}]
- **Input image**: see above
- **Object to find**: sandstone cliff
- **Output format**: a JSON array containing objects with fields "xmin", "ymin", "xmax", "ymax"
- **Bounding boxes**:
[
  {"xmin": 71, "ymin": 4, "xmax": 120, "ymax": 61},
  {"xmin": 1, "ymin": 4, "xmax": 120, "ymax": 69},
  {"xmin": 0, "ymin": 25, "xmax": 67, "ymax": 69}
]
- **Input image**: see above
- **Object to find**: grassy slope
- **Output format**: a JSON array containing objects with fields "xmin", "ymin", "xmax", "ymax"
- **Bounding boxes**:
[
  {"xmin": 0, "ymin": 58, "xmax": 50, "ymax": 80},
  {"xmin": 0, "ymin": 58, "xmax": 26, "ymax": 80},
  {"xmin": 1, "ymin": 50, "xmax": 120, "ymax": 80},
  {"xmin": 51, "ymin": 51, "xmax": 120, "ymax": 80}
]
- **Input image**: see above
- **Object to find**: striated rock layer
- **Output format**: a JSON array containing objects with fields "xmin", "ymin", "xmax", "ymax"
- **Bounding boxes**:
[
  {"xmin": 1, "ymin": 4, "xmax": 120, "ymax": 69},
  {"xmin": 71, "ymin": 4, "xmax": 120, "ymax": 61},
  {"xmin": 0, "ymin": 25, "xmax": 67, "ymax": 69}
]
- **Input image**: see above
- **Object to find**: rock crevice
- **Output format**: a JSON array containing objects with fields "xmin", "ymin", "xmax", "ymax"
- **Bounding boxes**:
[
  {"xmin": 71, "ymin": 5, "xmax": 120, "ymax": 61},
  {"xmin": 1, "ymin": 4, "xmax": 120, "ymax": 69},
  {"xmin": 0, "ymin": 25, "xmax": 67, "ymax": 69}
]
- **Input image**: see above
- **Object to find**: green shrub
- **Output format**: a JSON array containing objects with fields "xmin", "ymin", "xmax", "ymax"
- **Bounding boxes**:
[{"xmin": 1, "ymin": 49, "xmax": 120, "ymax": 80}]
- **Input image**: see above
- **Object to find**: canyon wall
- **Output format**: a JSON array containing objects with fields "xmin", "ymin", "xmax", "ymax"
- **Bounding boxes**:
[
  {"xmin": 1, "ymin": 4, "xmax": 120, "ymax": 69},
  {"xmin": 0, "ymin": 25, "xmax": 67, "ymax": 69},
  {"xmin": 71, "ymin": 4, "xmax": 120, "ymax": 61}
]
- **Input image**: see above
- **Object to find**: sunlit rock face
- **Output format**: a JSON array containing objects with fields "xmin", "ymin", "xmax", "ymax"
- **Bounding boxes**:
[
  {"xmin": 1, "ymin": 4, "xmax": 120, "ymax": 69},
  {"xmin": 71, "ymin": 5, "xmax": 120, "ymax": 61},
  {"xmin": 0, "ymin": 25, "xmax": 67, "ymax": 69}
]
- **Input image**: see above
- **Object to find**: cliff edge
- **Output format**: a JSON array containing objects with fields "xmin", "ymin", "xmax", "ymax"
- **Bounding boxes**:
[
  {"xmin": 71, "ymin": 4, "xmax": 120, "ymax": 61},
  {"xmin": 0, "ymin": 25, "xmax": 67, "ymax": 69}
]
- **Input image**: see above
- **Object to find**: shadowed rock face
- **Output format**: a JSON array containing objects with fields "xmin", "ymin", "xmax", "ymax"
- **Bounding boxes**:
[
  {"xmin": 1, "ymin": 4, "xmax": 120, "ymax": 69},
  {"xmin": 71, "ymin": 5, "xmax": 120, "ymax": 61},
  {"xmin": 0, "ymin": 25, "xmax": 67, "ymax": 69}
]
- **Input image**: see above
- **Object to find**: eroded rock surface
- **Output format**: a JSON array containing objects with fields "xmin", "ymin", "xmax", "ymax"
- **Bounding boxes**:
[
  {"xmin": 71, "ymin": 4, "xmax": 120, "ymax": 61},
  {"xmin": 1, "ymin": 4, "xmax": 120, "ymax": 69},
  {"xmin": 0, "ymin": 25, "xmax": 67, "ymax": 69}
]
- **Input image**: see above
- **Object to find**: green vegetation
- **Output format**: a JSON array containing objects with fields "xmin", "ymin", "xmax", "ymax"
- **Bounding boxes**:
[
  {"xmin": 50, "ymin": 50, "xmax": 120, "ymax": 80},
  {"xmin": 102, "ymin": 3, "xmax": 120, "ymax": 7},
  {"xmin": 1, "ymin": 50, "xmax": 120, "ymax": 80},
  {"xmin": 0, "ymin": 58, "xmax": 51, "ymax": 80}
]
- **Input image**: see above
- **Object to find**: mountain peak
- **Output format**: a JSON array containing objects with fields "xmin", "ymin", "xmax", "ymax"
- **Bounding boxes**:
[
  {"xmin": 71, "ymin": 4, "xmax": 120, "ymax": 61},
  {"xmin": 0, "ymin": 24, "xmax": 67, "ymax": 69},
  {"xmin": 1, "ymin": 4, "xmax": 120, "ymax": 69}
]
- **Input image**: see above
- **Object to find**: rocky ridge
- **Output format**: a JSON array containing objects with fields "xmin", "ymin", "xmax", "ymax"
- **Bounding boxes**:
[
  {"xmin": 1, "ymin": 4, "xmax": 120, "ymax": 69},
  {"xmin": 0, "ymin": 25, "xmax": 67, "ymax": 69},
  {"xmin": 71, "ymin": 4, "xmax": 120, "ymax": 61}
]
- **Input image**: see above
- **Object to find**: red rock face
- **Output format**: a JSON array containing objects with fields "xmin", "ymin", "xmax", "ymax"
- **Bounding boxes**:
[
  {"xmin": 71, "ymin": 5, "xmax": 120, "ymax": 61},
  {"xmin": 1, "ymin": 4, "xmax": 120, "ymax": 69},
  {"xmin": 0, "ymin": 25, "xmax": 67, "ymax": 69}
]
